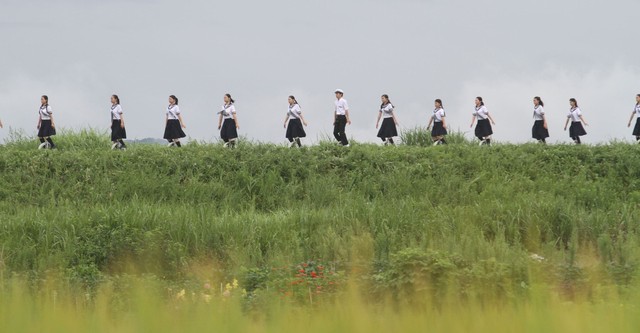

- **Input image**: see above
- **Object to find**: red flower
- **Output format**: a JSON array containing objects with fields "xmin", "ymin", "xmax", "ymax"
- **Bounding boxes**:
[
  {"xmin": 298, "ymin": 269, "xmax": 305, "ymax": 273},
  {"xmin": 311, "ymin": 271, "xmax": 318, "ymax": 278}
]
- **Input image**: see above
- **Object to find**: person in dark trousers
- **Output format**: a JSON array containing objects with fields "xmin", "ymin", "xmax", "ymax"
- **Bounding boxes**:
[
  {"xmin": 427, "ymin": 99, "xmax": 448, "ymax": 145},
  {"xmin": 470, "ymin": 96, "xmax": 496, "ymax": 146},
  {"xmin": 564, "ymin": 98, "xmax": 589, "ymax": 145},
  {"xmin": 333, "ymin": 89, "xmax": 351, "ymax": 147},
  {"xmin": 627, "ymin": 94, "xmax": 640, "ymax": 143},
  {"xmin": 284, "ymin": 95, "xmax": 308, "ymax": 147},
  {"xmin": 218, "ymin": 93, "xmax": 240, "ymax": 148},
  {"xmin": 163, "ymin": 95, "xmax": 187, "ymax": 147},
  {"xmin": 375, "ymin": 94, "xmax": 399, "ymax": 146},
  {"xmin": 532, "ymin": 96, "xmax": 549, "ymax": 144},
  {"xmin": 37, "ymin": 95, "xmax": 56, "ymax": 149},
  {"xmin": 110, "ymin": 94, "xmax": 127, "ymax": 150}
]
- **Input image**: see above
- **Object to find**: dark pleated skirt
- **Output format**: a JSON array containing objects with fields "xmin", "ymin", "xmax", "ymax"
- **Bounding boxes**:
[
  {"xmin": 111, "ymin": 119, "xmax": 127, "ymax": 141},
  {"xmin": 431, "ymin": 122, "xmax": 448, "ymax": 136},
  {"xmin": 475, "ymin": 119, "xmax": 493, "ymax": 140},
  {"xmin": 633, "ymin": 118, "xmax": 640, "ymax": 136},
  {"xmin": 377, "ymin": 118, "xmax": 398, "ymax": 139},
  {"xmin": 220, "ymin": 118, "xmax": 238, "ymax": 142},
  {"xmin": 37, "ymin": 119, "xmax": 56, "ymax": 137},
  {"xmin": 163, "ymin": 119, "xmax": 186, "ymax": 140},
  {"xmin": 286, "ymin": 118, "xmax": 306, "ymax": 141},
  {"xmin": 569, "ymin": 121, "xmax": 587, "ymax": 137},
  {"xmin": 532, "ymin": 120, "xmax": 549, "ymax": 140}
]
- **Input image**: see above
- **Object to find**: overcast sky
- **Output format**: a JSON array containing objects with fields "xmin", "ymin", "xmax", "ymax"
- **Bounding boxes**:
[{"xmin": 1, "ymin": 0, "xmax": 639, "ymax": 145}]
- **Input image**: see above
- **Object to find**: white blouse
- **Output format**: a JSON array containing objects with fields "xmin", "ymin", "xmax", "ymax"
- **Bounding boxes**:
[
  {"xmin": 567, "ymin": 107, "xmax": 582, "ymax": 122},
  {"xmin": 111, "ymin": 104, "xmax": 123, "ymax": 120},
  {"xmin": 39, "ymin": 105, "xmax": 53, "ymax": 120},
  {"xmin": 220, "ymin": 103, "xmax": 236, "ymax": 119},
  {"xmin": 473, "ymin": 105, "xmax": 489, "ymax": 120},
  {"xmin": 287, "ymin": 104, "xmax": 302, "ymax": 119},
  {"xmin": 335, "ymin": 98, "xmax": 349, "ymax": 116},
  {"xmin": 380, "ymin": 103, "xmax": 394, "ymax": 119},
  {"xmin": 533, "ymin": 106, "xmax": 545, "ymax": 121},
  {"xmin": 634, "ymin": 104, "xmax": 640, "ymax": 118},
  {"xmin": 167, "ymin": 105, "xmax": 181, "ymax": 120},
  {"xmin": 432, "ymin": 108, "xmax": 445, "ymax": 122}
]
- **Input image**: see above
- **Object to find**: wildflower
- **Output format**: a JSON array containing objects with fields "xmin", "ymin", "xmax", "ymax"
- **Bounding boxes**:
[
  {"xmin": 232, "ymin": 279, "xmax": 239, "ymax": 289},
  {"xmin": 176, "ymin": 289, "xmax": 186, "ymax": 300},
  {"xmin": 225, "ymin": 283, "xmax": 232, "ymax": 291},
  {"xmin": 311, "ymin": 271, "xmax": 318, "ymax": 278}
]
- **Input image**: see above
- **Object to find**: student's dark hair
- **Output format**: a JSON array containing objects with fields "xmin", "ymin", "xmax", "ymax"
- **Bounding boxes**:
[
  {"xmin": 381, "ymin": 94, "xmax": 393, "ymax": 108},
  {"xmin": 569, "ymin": 98, "xmax": 578, "ymax": 107},
  {"xmin": 112, "ymin": 94, "xmax": 120, "ymax": 105},
  {"xmin": 225, "ymin": 93, "xmax": 235, "ymax": 104},
  {"xmin": 534, "ymin": 96, "xmax": 544, "ymax": 107},
  {"xmin": 169, "ymin": 95, "xmax": 179, "ymax": 105},
  {"xmin": 476, "ymin": 96, "xmax": 484, "ymax": 106},
  {"xmin": 41, "ymin": 95, "xmax": 49, "ymax": 106},
  {"xmin": 636, "ymin": 94, "xmax": 640, "ymax": 103},
  {"xmin": 435, "ymin": 99, "xmax": 443, "ymax": 107},
  {"xmin": 289, "ymin": 95, "xmax": 300, "ymax": 106}
]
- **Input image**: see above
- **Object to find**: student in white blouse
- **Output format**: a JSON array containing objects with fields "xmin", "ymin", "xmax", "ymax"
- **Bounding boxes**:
[
  {"xmin": 110, "ymin": 94, "xmax": 127, "ymax": 150},
  {"xmin": 37, "ymin": 95, "xmax": 56, "ymax": 149},
  {"xmin": 427, "ymin": 99, "xmax": 448, "ymax": 145},
  {"xmin": 531, "ymin": 96, "xmax": 549, "ymax": 144},
  {"xmin": 470, "ymin": 96, "xmax": 496, "ymax": 146},
  {"xmin": 375, "ymin": 94, "xmax": 399, "ymax": 145},
  {"xmin": 284, "ymin": 95, "xmax": 308, "ymax": 148},
  {"xmin": 563, "ymin": 98, "xmax": 589, "ymax": 144},
  {"xmin": 163, "ymin": 95, "xmax": 187, "ymax": 147},
  {"xmin": 627, "ymin": 94, "xmax": 640, "ymax": 142},
  {"xmin": 218, "ymin": 93, "xmax": 240, "ymax": 148}
]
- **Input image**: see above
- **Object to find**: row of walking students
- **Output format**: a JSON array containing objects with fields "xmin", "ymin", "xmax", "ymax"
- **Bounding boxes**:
[{"xmin": 13, "ymin": 92, "xmax": 640, "ymax": 149}]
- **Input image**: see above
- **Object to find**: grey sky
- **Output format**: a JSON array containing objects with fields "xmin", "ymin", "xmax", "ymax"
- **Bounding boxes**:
[{"xmin": 1, "ymin": 0, "xmax": 639, "ymax": 144}]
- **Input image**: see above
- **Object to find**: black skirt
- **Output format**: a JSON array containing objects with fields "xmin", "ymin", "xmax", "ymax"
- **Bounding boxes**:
[
  {"xmin": 431, "ymin": 122, "xmax": 448, "ymax": 137},
  {"xmin": 37, "ymin": 119, "xmax": 56, "ymax": 137},
  {"xmin": 569, "ymin": 121, "xmax": 587, "ymax": 138},
  {"xmin": 286, "ymin": 118, "xmax": 306, "ymax": 141},
  {"xmin": 532, "ymin": 120, "xmax": 549, "ymax": 140},
  {"xmin": 220, "ymin": 118, "xmax": 238, "ymax": 142},
  {"xmin": 475, "ymin": 119, "xmax": 493, "ymax": 140},
  {"xmin": 377, "ymin": 118, "xmax": 398, "ymax": 139},
  {"xmin": 163, "ymin": 119, "xmax": 186, "ymax": 140},
  {"xmin": 633, "ymin": 118, "xmax": 640, "ymax": 136},
  {"xmin": 111, "ymin": 119, "xmax": 127, "ymax": 141}
]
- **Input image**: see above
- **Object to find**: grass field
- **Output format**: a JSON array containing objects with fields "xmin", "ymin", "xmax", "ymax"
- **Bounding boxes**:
[{"xmin": 1, "ymin": 129, "xmax": 639, "ymax": 332}]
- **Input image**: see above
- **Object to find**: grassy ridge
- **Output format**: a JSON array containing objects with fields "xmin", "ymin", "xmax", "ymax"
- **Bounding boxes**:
[{"xmin": 0, "ymin": 131, "xmax": 639, "ymax": 296}]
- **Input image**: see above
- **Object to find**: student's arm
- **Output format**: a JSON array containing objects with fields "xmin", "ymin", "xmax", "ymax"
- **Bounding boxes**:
[
  {"xmin": 284, "ymin": 115, "xmax": 290, "ymax": 128},
  {"xmin": 345, "ymin": 110, "xmax": 351, "ymax": 125},
  {"xmin": 120, "ymin": 114, "xmax": 125, "ymax": 128},
  {"xmin": 579, "ymin": 115, "xmax": 589, "ymax": 126},
  {"xmin": 333, "ymin": 111, "xmax": 337, "ymax": 124},
  {"xmin": 487, "ymin": 114, "xmax": 496, "ymax": 125},
  {"xmin": 0, "ymin": 118, "xmax": 3, "ymax": 128},
  {"xmin": 178, "ymin": 114, "xmax": 186, "ymax": 128},
  {"xmin": 50, "ymin": 114, "xmax": 56, "ymax": 128},
  {"xmin": 217, "ymin": 114, "xmax": 223, "ymax": 130},
  {"xmin": 629, "ymin": 112, "xmax": 636, "ymax": 127},
  {"xmin": 542, "ymin": 114, "xmax": 548, "ymax": 129},
  {"xmin": 470, "ymin": 115, "xmax": 476, "ymax": 128},
  {"xmin": 37, "ymin": 115, "xmax": 41, "ymax": 129},
  {"xmin": 392, "ymin": 111, "xmax": 399, "ymax": 126},
  {"xmin": 375, "ymin": 112, "xmax": 382, "ymax": 129},
  {"xmin": 299, "ymin": 113, "xmax": 308, "ymax": 126},
  {"xmin": 233, "ymin": 114, "xmax": 240, "ymax": 129},
  {"xmin": 563, "ymin": 117, "xmax": 570, "ymax": 130},
  {"xmin": 441, "ymin": 116, "xmax": 447, "ymax": 130},
  {"xmin": 427, "ymin": 116, "xmax": 434, "ymax": 130}
]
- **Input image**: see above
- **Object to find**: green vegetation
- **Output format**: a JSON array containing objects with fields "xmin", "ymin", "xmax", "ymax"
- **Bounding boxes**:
[{"xmin": 1, "ymin": 130, "xmax": 640, "ymax": 331}]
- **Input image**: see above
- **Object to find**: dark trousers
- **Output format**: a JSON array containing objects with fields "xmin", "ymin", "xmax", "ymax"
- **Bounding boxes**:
[{"xmin": 333, "ymin": 115, "xmax": 349, "ymax": 145}]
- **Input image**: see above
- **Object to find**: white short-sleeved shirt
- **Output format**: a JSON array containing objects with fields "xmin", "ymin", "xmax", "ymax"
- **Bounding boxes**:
[
  {"xmin": 567, "ymin": 107, "xmax": 582, "ymax": 122},
  {"xmin": 433, "ymin": 108, "xmax": 446, "ymax": 122},
  {"xmin": 111, "ymin": 104, "xmax": 123, "ymax": 120},
  {"xmin": 472, "ymin": 105, "xmax": 489, "ymax": 120},
  {"xmin": 167, "ymin": 105, "xmax": 181, "ymax": 120},
  {"xmin": 335, "ymin": 98, "xmax": 349, "ymax": 116},
  {"xmin": 634, "ymin": 104, "xmax": 640, "ymax": 117},
  {"xmin": 533, "ymin": 106, "xmax": 545, "ymax": 121},
  {"xmin": 380, "ymin": 103, "xmax": 394, "ymax": 119},
  {"xmin": 39, "ymin": 105, "xmax": 53, "ymax": 120},
  {"xmin": 288, "ymin": 104, "xmax": 302, "ymax": 119},
  {"xmin": 220, "ymin": 103, "xmax": 236, "ymax": 119}
]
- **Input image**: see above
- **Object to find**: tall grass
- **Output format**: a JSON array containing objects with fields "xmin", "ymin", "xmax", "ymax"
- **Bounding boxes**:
[{"xmin": 1, "ymin": 131, "xmax": 640, "ymax": 330}]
